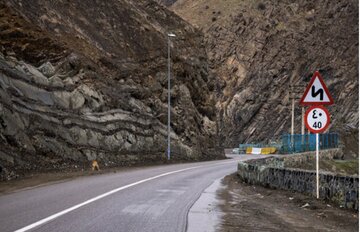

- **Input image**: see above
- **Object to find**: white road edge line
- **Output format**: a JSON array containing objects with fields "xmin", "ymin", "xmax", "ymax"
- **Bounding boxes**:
[{"xmin": 14, "ymin": 160, "xmax": 238, "ymax": 232}]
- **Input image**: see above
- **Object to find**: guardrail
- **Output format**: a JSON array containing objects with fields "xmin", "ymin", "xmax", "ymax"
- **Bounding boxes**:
[
  {"xmin": 281, "ymin": 133, "xmax": 339, "ymax": 154},
  {"xmin": 233, "ymin": 133, "xmax": 338, "ymax": 155}
]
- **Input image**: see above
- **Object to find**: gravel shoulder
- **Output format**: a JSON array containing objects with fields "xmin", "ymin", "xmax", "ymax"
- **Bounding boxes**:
[
  {"xmin": 0, "ymin": 161, "xmax": 181, "ymax": 195},
  {"xmin": 218, "ymin": 174, "xmax": 358, "ymax": 232}
]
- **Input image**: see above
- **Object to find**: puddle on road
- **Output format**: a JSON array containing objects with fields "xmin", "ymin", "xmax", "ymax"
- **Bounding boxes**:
[{"xmin": 187, "ymin": 178, "xmax": 225, "ymax": 232}]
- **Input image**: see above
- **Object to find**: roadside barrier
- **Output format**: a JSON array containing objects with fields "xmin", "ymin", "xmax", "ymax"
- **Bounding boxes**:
[
  {"xmin": 260, "ymin": 147, "xmax": 277, "ymax": 154},
  {"xmin": 246, "ymin": 147, "xmax": 277, "ymax": 155},
  {"xmin": 281, "ymin": 133, "xmax": 339, "ymax": 153},
  {"xmin": 238, "ymin": 143, "xmax": 262, "ymax": 154}
]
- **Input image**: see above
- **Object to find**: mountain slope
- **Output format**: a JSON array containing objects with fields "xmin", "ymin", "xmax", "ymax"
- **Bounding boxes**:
[
  {"xmin": 171, "ymin": 0, "xmax": 359, "ymax": 156},
  {"xmin": 0, "ymin": 0, "xmax": 221, "ymax": 180}
]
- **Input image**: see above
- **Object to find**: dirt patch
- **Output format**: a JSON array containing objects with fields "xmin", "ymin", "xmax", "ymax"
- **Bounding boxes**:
[{"xmin": 218, "ymin": 174, "xmax": 358, "ymax": 232}]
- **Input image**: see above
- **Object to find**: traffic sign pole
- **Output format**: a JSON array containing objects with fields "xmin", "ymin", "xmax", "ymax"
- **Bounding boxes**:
[
  {"xmin": 305, "ymin": 106, "xmax": 330, "ymax": 199},
  {"xmin": 316, "ymin": 133, "xmax": 319, "ymax": 198}
]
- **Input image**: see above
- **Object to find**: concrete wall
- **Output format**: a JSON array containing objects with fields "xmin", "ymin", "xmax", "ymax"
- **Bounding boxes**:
[{"xmin": 237, "ymin": 149, "xmax": 359, "ymax": 210}]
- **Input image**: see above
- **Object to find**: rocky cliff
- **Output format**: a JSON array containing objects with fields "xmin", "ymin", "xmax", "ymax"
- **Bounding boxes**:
[
  {"xmin": 172, "ymin": 0, "xmax": 359, "ymax": 156},
  {"xmin": 155, "ymin": 0, "xmax": 177, "ymax": 7},
  {"xmin": 0, "ymin": 0, "xmax": 221, "ymax": 180}
]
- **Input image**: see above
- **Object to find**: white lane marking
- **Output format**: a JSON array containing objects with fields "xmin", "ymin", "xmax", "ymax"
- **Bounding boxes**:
[{"xmin": 15, "ymin": 160, "xmax": 238, "ymax": 232}]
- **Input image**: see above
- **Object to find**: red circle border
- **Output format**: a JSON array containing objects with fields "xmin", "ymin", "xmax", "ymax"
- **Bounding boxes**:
[{"xmin": 304, "ymin": 105, "xmax": 331, "ymax": 134}]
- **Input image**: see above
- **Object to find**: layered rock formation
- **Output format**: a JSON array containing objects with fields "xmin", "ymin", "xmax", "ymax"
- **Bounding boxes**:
[
  {"xmin": 171, "ymin": 0, "xmax": 359, "ymax": 156},
  {"xmin": 0, "ymin": 0, "xmax": 221, "ymax": 179},
  {"xmin": 155, "ymin": 0, "xmax": 177, "ymax": 7}
]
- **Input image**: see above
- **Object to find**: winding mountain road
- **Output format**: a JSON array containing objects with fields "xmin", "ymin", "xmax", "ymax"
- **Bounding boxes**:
[{"xmin": 0, "ymin": 155, "xmax": 265, "ymax": 232}]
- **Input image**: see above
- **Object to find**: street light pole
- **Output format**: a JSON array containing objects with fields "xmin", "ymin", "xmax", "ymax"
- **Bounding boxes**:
[{"xmin": 167, "ymin": 33, "xmax": 176, "ymax": 160}]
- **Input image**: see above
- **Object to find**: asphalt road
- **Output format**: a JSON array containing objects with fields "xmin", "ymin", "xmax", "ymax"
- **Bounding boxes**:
[{"xmin": 0, "ymin": 155, "xmax": 265, "ymax": 232}]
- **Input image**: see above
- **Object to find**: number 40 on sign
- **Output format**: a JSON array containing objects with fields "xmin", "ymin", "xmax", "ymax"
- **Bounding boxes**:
[{"xmin": 304, "ymin": 105, "xmax": 330, "ymax": 133}]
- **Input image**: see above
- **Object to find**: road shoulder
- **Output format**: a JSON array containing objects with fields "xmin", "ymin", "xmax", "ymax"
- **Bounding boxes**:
[{"xmin": 218, "ymin": 174, "xmax": 358, "ymax": 232}]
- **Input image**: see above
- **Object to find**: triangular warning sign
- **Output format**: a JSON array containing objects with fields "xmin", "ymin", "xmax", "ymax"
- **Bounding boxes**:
[{"xmin": 299, "ymin": 71, "xmax": 334, "ymax": 105}]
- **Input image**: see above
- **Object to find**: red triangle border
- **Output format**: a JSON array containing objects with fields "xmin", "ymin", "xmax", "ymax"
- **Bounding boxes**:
[{"xmin": 299, "ymin": 71, "xmax": 334, "ymax": 106}]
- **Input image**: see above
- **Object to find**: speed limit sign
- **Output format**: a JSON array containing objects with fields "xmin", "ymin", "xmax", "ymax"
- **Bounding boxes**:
[{"xmin": 305, "ymin": 105, "xmax": 330, "ymax": 133}]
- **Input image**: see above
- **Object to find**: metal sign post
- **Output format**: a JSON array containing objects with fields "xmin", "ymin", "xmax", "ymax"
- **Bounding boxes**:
[
  {"xmin": 304, "ymin": 105, "xmax": 331, "ymax": 198},
  {"xmin": 167, "ymin": 33, "xmax": 176, "ymax": 160},
  {"xmin": 316, "ymin": 133, "xmax": 319, "ymax": 198}
]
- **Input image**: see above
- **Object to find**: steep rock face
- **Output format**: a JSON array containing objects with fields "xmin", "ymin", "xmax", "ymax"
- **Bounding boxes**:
[
  {"xmin": 172, "ymin": 0, "xmax": 358, "ymax": 156},
  {"xmin": 0, "ymin": 0, "xmax": 221, "ymax": 179},
  {"xmin": 155, "ymin": 0, "xmax": 177, "ymax": 7}
]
